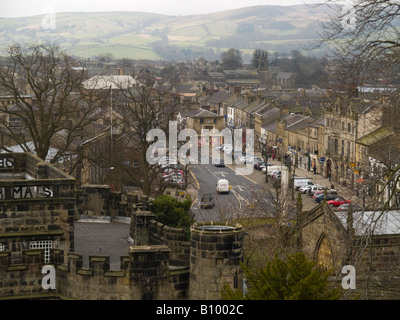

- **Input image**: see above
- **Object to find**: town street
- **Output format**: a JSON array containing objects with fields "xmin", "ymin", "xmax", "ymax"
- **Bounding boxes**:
[{"xmin": 189, "ymin": 150, "xmax": 276, "ymax": 222}]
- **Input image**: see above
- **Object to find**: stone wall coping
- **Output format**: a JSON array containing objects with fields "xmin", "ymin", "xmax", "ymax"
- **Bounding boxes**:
[
  {"xmin": 0, "ymin": 230, "xmax": 64, "ymax": 238},
  {"xmin": 191, "ymin": 221, "xmax": 243, "ymax": 234},
  {"xmin": 129, "ymin": 245, "xmax": 171, "ymax": 253}
]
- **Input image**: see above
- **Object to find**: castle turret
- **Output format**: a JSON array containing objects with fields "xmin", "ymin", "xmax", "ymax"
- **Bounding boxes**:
[{"xmin": 189, "ymin": 222, "xmax": 244, "ymax": 300}]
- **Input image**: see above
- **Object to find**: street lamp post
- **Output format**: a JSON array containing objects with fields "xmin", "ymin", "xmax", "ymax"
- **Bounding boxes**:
[{"xmin": 260, "ymin": 138, "xmax": 269, "ymax": 183}]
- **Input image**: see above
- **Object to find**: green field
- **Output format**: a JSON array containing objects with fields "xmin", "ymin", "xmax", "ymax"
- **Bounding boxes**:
[{"xmin": 0, "ymin": 5, "xmax": 332, "ymax": 60}]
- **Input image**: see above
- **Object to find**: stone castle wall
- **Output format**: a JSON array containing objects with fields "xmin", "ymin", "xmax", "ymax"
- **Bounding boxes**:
[
  {"xmin": 56, "ymin": 246, "xmax": 189, "ymax": 300},
  {"xmin": 0, "ymin": 153, "xmax": 76, "ymax": 266},
  {"xmin": 0, "ymin": 153, "xmax": 244, "ymax": 300},
  {"xmin": 0, "ymin": 249, "xmax": 58, "ymax": 298}
]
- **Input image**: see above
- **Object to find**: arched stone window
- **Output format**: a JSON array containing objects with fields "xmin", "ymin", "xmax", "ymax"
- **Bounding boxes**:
[{"xmin": 315, "ymin": 233, "xmax": 334, "ymax": 270}]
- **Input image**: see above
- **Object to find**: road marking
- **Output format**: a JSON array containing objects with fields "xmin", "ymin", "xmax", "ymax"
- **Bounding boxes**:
[
  {"xmin": 189, "ymin": 169, "xmax": 200, "ymax": 190},
  {"xmin": 199, "ymin": 146, "xmax": 259, "ymax": 185},
  {"xmin": 225, "ymin": 163, "xmax": 258, "ymax": 185}
]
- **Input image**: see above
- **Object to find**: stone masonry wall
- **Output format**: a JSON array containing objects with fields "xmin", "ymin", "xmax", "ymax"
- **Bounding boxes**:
[
  {"xmin": 350, "ymin": 235, "xmax": 400, "ymax": 299},
  {"xmin": 189, "ymin": 222, "xmax": 244, "ymax": 300},
  {"xmin": 299, "ymin": 204, "xmax": 400, "ymax": 299},
  {"xmin": 56, "ymin": 246, "xmax": 188, "ymax": 300}
]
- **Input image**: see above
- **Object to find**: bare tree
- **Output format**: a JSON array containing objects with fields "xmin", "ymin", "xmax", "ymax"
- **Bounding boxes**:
[
  {"xmin": 237, "ymin": 184, "xmax": 298, "ymax": 270},
  {"xmin": 0, "ymin": 42, "xmax": 102, "ymax": 168},
  {"xmin": 316, "ymin": 1, "xmax": 400, "ymax": 297},
  {"xmin": 113, "ymin": 73, "xmax": 183, "ymax": 197},
  {"xmin": 317, "ymin": 1, "xmax": 400, "ymax": 86}
]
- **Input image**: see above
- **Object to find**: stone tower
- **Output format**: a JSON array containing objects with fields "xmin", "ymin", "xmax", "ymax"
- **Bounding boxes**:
[
  {"xmin": 189, "ymin": 222, "xmax": 244, "ymax": 300},
  {"xmin": 253, "ymin": 49, "xmax": 269, "ymax": 85},
  {"xmin": 253, "ymin": 49, "xmax": 268, "ymax": 71}
]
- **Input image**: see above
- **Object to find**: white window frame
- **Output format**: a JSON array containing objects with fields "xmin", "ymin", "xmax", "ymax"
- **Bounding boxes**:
[{"xmin": 30, "ymin": 240, "xmax": 52, "ymax": 263}]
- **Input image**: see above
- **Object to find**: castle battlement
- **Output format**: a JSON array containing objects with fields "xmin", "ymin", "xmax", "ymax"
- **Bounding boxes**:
[
  {"xmin": 55, "ymin": 245, "xmax": 189, "ymax": 300},
  {"xmin": 0, "ymin": 153, "xmax": 244, "ymax": 300}
]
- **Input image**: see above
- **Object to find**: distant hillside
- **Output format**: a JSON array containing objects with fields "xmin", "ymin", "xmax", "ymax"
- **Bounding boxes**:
[{"xmin": 0, "ymin": 4, "xmax": 334, "ymax": 61}]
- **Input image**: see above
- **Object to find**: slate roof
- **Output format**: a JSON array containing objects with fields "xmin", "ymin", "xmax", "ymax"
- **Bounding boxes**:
[
  {"xmin": 335, "ymin": 209, "xmax": 400, "ymax": 236},
  {"xmin": 192, "ymin": 109, "xmax": 224, "ymax": 118},
  {"xmin": 180, "ymin": 108, "xmax": 222, "ymax": 118},
  {"xmin": 204, "ymin": 90, "xmax": 234, "ymax": 104},
  {"xmin": 356, "ymin": 126, "xmax": 393, "ymax": 146},
  {"xmin": 286, "ymin": 116, "xmax": 314, "ymax": 132},
  {"xmin": 257, "ymin": 106, "xmax": 280, "ymax": 118}
]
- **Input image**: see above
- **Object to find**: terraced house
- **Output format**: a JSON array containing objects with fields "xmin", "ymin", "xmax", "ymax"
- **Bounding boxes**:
[{"xmin": 323, "ymin": 96, "xmax": 384, "ymax": 188}]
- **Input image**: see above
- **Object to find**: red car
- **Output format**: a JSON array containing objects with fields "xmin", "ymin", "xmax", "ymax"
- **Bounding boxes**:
[{"xmin": 327, "ymin": 197, "xmax": 351, "ymax": 207}]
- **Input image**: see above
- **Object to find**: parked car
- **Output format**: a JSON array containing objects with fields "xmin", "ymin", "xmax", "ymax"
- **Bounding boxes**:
[
  {"xmin": 298, "ymin": 185, "xmax": 311, "ymax": 193},
  {"xmin": 314, "ymin": 192, "xmax": 339, "ymax": 203},
  {"xmin": 270, "ymin": 170, "xmax": 281, "ymax": 181},
  {"xmin": 219, "ymin": 143, "xmax": 232, "ymax": 152},
  {"xmin": 237, "ymin": 154, "xmax": 255, "ymax": 164},
  {"xmin": 260, "ymin": 163, "xmax": 272, "ymax": 173},
  {"xmin": 266, "ymin": 165, "xmax": 282, "ymax": 176},
  {"xmin": 337, "ymin": 203, "xmax": 362, "ymax": 211},
  {"xmin": 327, "ymin": 197, "xmax": 351, "ymax": 207},
  {"xmin": 313, "ymin": 189, "xmax": 338, "ymax": 200},
  {"xmin": 254, "ymin": 160, "xmax": 265, "ymax": 170},
  {"xmin": 299, "ymin": 184, "xmax": 325, "ymax": 195},
  {"xmin": 222, "ymin": 144, "xmax": 233, "ymax": 153},
  {"xmin": 246, "ymin": 156, "xmax": 263, "ymax": 164}
]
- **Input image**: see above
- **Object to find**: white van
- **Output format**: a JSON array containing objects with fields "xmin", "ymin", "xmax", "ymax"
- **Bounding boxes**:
[
  {"xmin": 293, "ymin": 177, "xmax": 315, "ymax": 190},
  {"xmin": 216, "ymin": 179, "xmax": 230, "ymax": 194}
]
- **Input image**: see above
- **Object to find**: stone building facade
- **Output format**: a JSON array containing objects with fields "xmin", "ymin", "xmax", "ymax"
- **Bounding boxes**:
[{"xmin": 298, "ymin": 200, "xmax": 400, "ymax": 299}]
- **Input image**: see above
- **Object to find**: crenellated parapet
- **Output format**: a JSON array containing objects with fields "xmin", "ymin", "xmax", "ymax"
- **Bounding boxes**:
[{"xmin": 56, "ymin": 246, "xmax": 189, "ymax": 300}]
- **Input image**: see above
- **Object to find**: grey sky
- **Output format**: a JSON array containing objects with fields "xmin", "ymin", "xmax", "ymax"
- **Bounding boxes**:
[{"xmin": 0, "ymin": 0, "xmax": 320, "ymax": 18}]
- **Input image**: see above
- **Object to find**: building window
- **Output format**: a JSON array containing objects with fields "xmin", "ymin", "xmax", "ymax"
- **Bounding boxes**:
[
  {"xmin": 0, "ymin": 244, "xmax": 4, "ymax": 251},
  {"xmin": 341, "ymin": 140, "xmax": 344, "ymax": 156},
  {"xmin": 30, "ymin": 240, "xmax": 52, "ymax": 263},
  {"xmin": 348, "ymin": 123, "xmax": 351, "ymax": 133},
  {"xmin": 334, "ymin": 139, "xmax": 338, "ymax": 154}
]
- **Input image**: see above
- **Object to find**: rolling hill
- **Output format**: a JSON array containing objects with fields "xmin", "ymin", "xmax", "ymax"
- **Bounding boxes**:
[{"xmin": 0, "ymin": 4, "xmax": 334, "ymax": 61}]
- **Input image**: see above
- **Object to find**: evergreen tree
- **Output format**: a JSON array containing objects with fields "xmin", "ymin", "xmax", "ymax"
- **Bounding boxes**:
[
  {"xmin": 221, "ymin": 252, "xmax": 343, "ymax": 300},
  {"xmin": 152, "ymin": 194, "xmax": 194, "ymax": 241}
]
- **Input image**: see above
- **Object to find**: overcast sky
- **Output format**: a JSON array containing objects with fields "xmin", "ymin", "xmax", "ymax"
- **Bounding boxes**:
[{"xmin": 0, "ymin": 0, "xmax": 321, "ymax": 18}]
